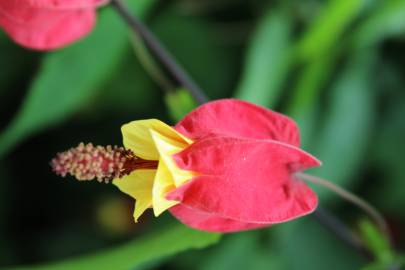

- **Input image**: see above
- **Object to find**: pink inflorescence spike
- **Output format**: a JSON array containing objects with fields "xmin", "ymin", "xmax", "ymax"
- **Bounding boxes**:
[{"xmin": 51, "ymin": 143, "xmax": 157, "ymax": 183}]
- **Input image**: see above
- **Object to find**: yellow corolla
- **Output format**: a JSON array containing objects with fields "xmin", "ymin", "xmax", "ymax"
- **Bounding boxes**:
[{"xmin": 112, "ymin": 119, "xmax": 195, "ymax": 221}]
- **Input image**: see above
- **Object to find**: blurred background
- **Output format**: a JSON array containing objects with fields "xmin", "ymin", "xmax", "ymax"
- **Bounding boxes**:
[{"xmin": 1, "ymin": 0, "xmax": 405, "ymax": 269}]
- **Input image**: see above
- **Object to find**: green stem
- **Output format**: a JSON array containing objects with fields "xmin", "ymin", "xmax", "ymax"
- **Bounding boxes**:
[
  {"xmin": 110, "ymin": 0, "xmax": 209, "ymax": 104},
  {"xmin": 296, "ymin": 172, "xmax": 391, "ymax": 244},
  {"xmin": 129, "ymin": 32, "xmax": 175, "ymax": 92}
]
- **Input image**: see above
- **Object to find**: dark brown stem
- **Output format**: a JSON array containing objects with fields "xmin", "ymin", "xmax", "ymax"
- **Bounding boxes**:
[
  {"xmin": 297, "ymin": 172, "xmax": 391, "ymax": 244},
  {"xmin": 313, "ymin": 207, "xmax": 370, "ymax": 259},
  {"xmin": 110, "ymin": 0, "xmax": 209, "ymax": 104}
]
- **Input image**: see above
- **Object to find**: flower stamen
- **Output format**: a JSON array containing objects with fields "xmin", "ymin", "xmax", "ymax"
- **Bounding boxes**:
[{"xmin": 51, "ymin": 142, "xmax": 157, "ymax": 183}]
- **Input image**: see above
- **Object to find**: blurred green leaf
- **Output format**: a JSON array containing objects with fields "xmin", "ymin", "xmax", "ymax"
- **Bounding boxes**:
[
  {"xmin": 359, "ymin": 219, "xmax": 395, "ymax": 264},
  {"xmin": 172, "ymin": 231, "xmax": 284, "ymax": 270},
  {"xmin": 0, "ymin": 163, "xmax": 13, "ymax": 265},
  {"xmin": 165, "ymin": 89, "xmax": 198, "ymax": 122},
  {"xmin": 361, "ymin": 259, "xmax": 404, "ymax": 270},
  {"xmin": 286, "ymin": 0, "xmax": 364, "ymax": 146},
  {"xmin": 352, "ymin": 0, "xmax": 405, "ymax": 50},
  {"xmin": 309, "ymin": 51, "xmax": 376, "ymax": 199},
  {"xmin": 0, "ymin": 38, "xmax": 37, "ymax": 99},
  {"xmin": 286, "ymin": 55, "xmax": 337, "ymax": 147},
  {"xmin": 372, "ymin": 97, "xmax": 405, "ymax": 216},
  {"xmin": 129, "ymin": 31, "xmax": 175, "ymax": 93},
  {"xmin": 199, "ymin": 232, "xmax": 283, "ymax": 270},
  {"xmin": 297, "ymin": 0, "xmax": 362, "ymax": 62},
  {"xmin": 10, "ymin": 225, "xmax": 221, "ymax": 270},
  {"xmin": 286, "ymin": 0, "xmax": 363, "ymax": 148},
  {"xmin": 88, "ymin": 50, "xmax": 161, "ymax": 117},
  {"xmin": 275, "ymin": 218, "xmax": 366, "ymax": 270},
  {"xmin": 152, "ymin": 8, "xmax": 238, "ymax": 99},
  {"xmin": 0, "ymin": 0, "xmax": 156, "ymax": 158},
  {"xmin": 234, "ymin": 8, "xmax": 293, "ymax": 108}
]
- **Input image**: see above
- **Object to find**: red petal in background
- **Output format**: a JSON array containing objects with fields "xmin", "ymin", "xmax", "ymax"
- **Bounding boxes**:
[
  {"xmin": 2, "ymin": 0, "xmax": 103, "ymax": 9},
  {"xmin": 167, "ymin": 136, "xmax": 320, "ymax": 224},
  {"xmin": 0, "ymin": 6, "xmax": 95, "ymax": 50},
  {"xmin": 175, "ymin": 99, "xmax": 301, "ymax": 147}
]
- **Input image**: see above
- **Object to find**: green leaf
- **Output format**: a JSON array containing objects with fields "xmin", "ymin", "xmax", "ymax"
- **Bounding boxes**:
[
  {"xmin": 165, "ymin": 89, "xmax": 198, "ymax": 122},
  {"xmin": 129, "ymin": 31, "xmax": 175, "ymax": 93},
  {"xmin": 0, "ymin": 38, "xmax": 37, "ymax": 99},
  {"xmin": 286, "ymin": 0, "xmax": 363, "ymax": 148},
  {"xmin": 274, "ymin": 218, "xmax": 367, "ymax": 270},
  {"xmin": 352, "ymin": 0, "xmax": 405, "ymax": 50},
  {"xmin": 9, "ymin": 225, "xmax": 221, "ymax": 270},
  {"xmin": 361, "ymin": 261, "xmax": 403, "ymax": 270},
  {"xmin": 286, "ymin": 0, "xmax": 364, "ymax": 146},
  {"xmin": 372, "ymin": 96, "xmax": 405, "ymax": 216},
  {"xmin": 286, "ymin": 52, "xmax": 339, "ymax": 147},
  {"xmin": 88, "ymin": 50, "xmax": 162, "ymax": 117},
  {"xmin": 152, "ymin": 8, "xmax": 237, "ymax": 99},
  {"xmin": 172, "ymin": 231, "xmax": 284, "ymax": 270},
  {"xmin": 200, "ymin": 232, "xmax": 283, "ymax": 270},
  {"xmin": 359, "ymin": 219, "xmax": 395, "ymax": 264},
  {"xmin": 234, "ymin": 8, "xmax": 293, "ymax": 108},
  {"xmin": 0, "ymin": 163, "xmax": 13, "ymax": 265},
  {"xmin": 0, "ymin": 0, "xmax": 156, "ymax": 158},
  {"xmin": 296, "ymin": 0, "xmax": 363, "ymax": 62},
  {"xmin": 309, "ymin": 51, "xmax": 376, "ymax": 199},
  {"xmin": 361, "ymin": 255, "xmax": 405, "ymax": 270}
]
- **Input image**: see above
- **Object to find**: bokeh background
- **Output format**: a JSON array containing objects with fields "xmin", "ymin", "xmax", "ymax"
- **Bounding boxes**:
[{"xmin": 1, "ymin": 0, "xmax": 405, "ymax": 269}]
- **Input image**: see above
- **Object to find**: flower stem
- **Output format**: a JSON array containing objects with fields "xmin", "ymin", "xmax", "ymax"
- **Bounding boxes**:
[
  {"xmin": 129, "ymin": 32, "xmax": 175, "ymax": 92},
  {"xmin": 110, "ymin": 0, "xmax": 209, "ymax": 104},
  {"xmin": 296, "ymin": 172, "xmax": 391, "ymax": 244},
  {"xmin": 313, "ymin": 206, "xmax": 368, "ymax": 256}
]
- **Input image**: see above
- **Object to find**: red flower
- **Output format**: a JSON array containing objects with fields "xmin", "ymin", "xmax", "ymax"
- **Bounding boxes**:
[
  {"xmin": 0, "ymin": 0, "xmax": 105, "ymax": 50},
  {"xmin": 166, "ymin": 99, "xmax": 321, "ymax": 232},
  {"xmin": 52, "ymin": 99, "xmax": 321, "ymax": 233}
]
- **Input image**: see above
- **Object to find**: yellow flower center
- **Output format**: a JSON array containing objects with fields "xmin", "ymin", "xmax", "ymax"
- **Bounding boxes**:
[{"xmin": 112, "ymin": 119, "xmax": 195, "ymax": 221}]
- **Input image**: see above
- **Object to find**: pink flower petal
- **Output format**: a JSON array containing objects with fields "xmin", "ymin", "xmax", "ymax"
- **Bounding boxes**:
[
  {"xmin": 0, "ymin": 5, "xmax": 95, "ymax": 50},
  {"xmin": 167, "ymin": 136, "xmax": 320, "ymax": 224},
  {"xmin": 175, "ymin": 99, "xmax": 301, "ymax": 147},
  {"xmin": 169, "ymin": 204, "xmax": 269, "ymax": 233},
  {"xmin": 2, "ymin": 0, "xmax": 103, "ymax": 9}
]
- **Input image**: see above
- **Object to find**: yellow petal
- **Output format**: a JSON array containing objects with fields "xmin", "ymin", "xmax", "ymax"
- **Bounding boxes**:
[
  {"xmin": 121, "ymin": 119, "xmax": 191, "ymax": 160},
  {"xmin": 117, "ymin": 119, "xmax": 195, "ymax": 221},
  {"xmin": 152, "ymin": 159, "xmax": 179, "ymax": 216},
  {"xmin": 113, "ymin": 169, "xmax": 156, "ymax": 222},
  {"xmin": 150, "ymin": 129, "xmax": 196, "ymax": 187},
  {"xmin": 133, "ymin": 193, "xmax": 152, "ymax": 222}
]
